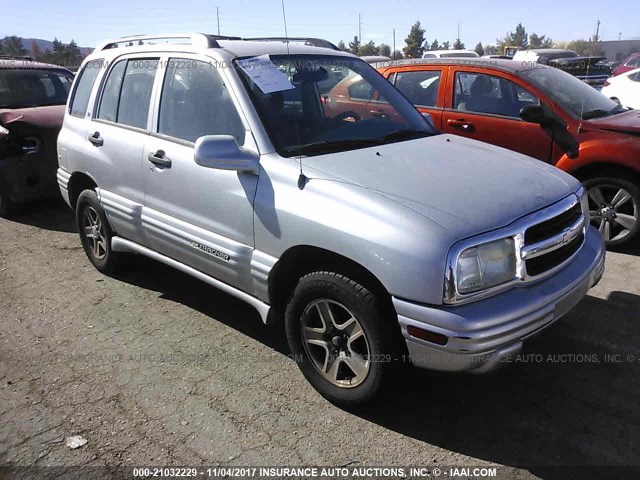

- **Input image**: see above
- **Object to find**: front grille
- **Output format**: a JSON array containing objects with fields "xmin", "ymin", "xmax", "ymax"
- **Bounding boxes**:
[
  {"xmin": 523, "ymin": 201, "xmax": 584, "ymax": 277},
  {"xmin": 526, "ymin": 232, "xmax": 584, "ymax": 276}
]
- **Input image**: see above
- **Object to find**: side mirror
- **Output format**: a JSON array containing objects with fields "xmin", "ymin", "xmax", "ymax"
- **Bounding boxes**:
[
  {"xmin": 519, "ymin": 105, "xmax": 546, "ymax": 124},
  {"xmin": 194, "ymin": 135, "xmax": 259, "ymax": 175},
  {"xmin": 520, "ymin": 104, "xmax": 566, "ymax": 129}
]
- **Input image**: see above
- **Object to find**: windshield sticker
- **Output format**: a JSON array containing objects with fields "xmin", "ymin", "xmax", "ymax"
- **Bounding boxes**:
[{"xmin": 236, "ymin": 55, "xmax": 295, "ymax": 94}]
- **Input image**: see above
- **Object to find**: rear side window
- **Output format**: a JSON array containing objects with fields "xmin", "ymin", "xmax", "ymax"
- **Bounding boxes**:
[
  {"xmin": 97, "ymin": 60, "xmax": 127, "ymax": 122},
  {"xmin": 95, "ymin": 58, "xmax": 158, "ymax": 129},
  {"xmin": 118, "ymin": 59, "xmax": 158, "ymax": 129},
  {"xmin": 69, "ymin": 61, "xmax": 102, "ymax": 117}
]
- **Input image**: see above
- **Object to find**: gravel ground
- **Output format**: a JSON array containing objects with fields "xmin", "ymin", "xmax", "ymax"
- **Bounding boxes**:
[{"xmin": 0, "ymin": 198, "xmax": 639, "ymax": 480}]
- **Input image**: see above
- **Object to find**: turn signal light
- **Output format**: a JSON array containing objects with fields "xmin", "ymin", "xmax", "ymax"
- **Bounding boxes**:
[{"xmin": 407, "ymin": 326, "xmax": 448, "ymax": 346}]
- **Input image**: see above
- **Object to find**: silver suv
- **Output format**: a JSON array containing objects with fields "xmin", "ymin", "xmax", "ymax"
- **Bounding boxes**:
[{"xmin": 57, "ymin": 34, "xmax": 606, "ymax": 405}]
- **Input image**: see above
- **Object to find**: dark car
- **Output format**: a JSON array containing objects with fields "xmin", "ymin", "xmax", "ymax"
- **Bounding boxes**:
[{"xmin": 0, "ymin": 56, "xmax": 73, "ymax": 217}]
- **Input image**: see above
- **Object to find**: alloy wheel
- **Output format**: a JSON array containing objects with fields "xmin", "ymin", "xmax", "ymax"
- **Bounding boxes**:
[
  {"xmin": 83, "ymin": 206, "xmax": 108, "ymax": 260},
  {"xmin": 588, "ymin": 184, "xmax": 639, "ymax": 243},
  {"xmin": 300, "ymin": 299, "xmax": 371, "ymax": 388}
]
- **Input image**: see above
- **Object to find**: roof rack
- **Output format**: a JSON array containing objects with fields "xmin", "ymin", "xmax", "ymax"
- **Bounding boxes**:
[
  {"xmin": 97, "ymin": 33, "xmax": 225, "ymax": 51},
  {"xmin": 244, "ymin": 37, "xmax": 340, "ymax": 51},
  {"xmin": 0, "ymin": 55, "xmax": 34, "ymax": 61}
]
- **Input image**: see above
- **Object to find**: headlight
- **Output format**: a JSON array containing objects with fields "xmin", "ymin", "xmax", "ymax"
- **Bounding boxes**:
[{"xmin": 455, "ymin": 238, "xmax": 517, "ymax": 295}]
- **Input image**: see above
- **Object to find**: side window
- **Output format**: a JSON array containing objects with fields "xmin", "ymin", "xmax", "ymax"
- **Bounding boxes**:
[
  {"xmin": 454, "ymin": 71, "xmax": 539, "ymax": 118},
  {"xmin": 626, "ymin": 56, "xmax": 640, "ymax": 68},
  {"xmin": 348, "ymin": 78, "xmax": 373, "ymax": 101},
  {"xmin": 630, "ymin": 71, "xmax": 640, "ymax": 82},
  {"xmin": 117, "ymin": 59, "xmax": 158, "ymax": 129},
  {"xmin": 394, "ymin": 70, "xmax": 442, "ymax": 107},
  {"xmin": 69, "ymin": 61, "xmax": 103, "ymax": 117},
  {"xmin": 158, "ymin": 59, "xmax": 245, "ymax": 144},
  {"xmin": 97, "ymin": 60, "xmax": 126, "ymax": 122}
]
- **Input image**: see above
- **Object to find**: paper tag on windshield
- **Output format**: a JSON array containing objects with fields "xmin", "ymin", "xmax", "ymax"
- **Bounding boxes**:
[{"xmin": 236, "ymin": 55, "xmax": 294, "ymax": 94}]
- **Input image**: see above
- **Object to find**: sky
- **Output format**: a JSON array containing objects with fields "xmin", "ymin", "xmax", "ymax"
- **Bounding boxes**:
[{"xmin": 3, "ymin": 0, "xmax": 640, "ymax": 50}]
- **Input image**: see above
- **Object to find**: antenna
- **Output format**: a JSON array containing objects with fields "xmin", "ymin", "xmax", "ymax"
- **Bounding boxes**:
[
  {"xmin": 280, "ymin": 0, "xmax": 308, "ymax": 189},
  {"xmin": 579, "ymin": 20, "xmax": 600, "ymax": 131}
]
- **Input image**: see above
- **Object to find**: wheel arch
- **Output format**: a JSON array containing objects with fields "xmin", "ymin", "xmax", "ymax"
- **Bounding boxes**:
[
  {"xmin": 268, "ymin": 245, "xmax": 394, "ymax": 316},
  {"xmin": 67, "ymin": 172, "xmax": 98, "ymax": 212},
  {"xmin": 569, "ymin": 162, "xmax": 640, "ymax": 184}
]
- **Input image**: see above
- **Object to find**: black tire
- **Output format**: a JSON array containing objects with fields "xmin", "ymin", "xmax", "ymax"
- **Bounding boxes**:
[
  {"xmin": 285, "ymin": 271, "xmax": 395, "ymax": 406},
  {"xmin": 0, "ymin": 187, "xmax": 13, "ymax": 218},
  {"xmin": 76, "ymin": 189, "xmax": 124, "ymax": 274},
  {"xmin": 583, "ymin": 176, "xmax": 640, "ymax": 248}
]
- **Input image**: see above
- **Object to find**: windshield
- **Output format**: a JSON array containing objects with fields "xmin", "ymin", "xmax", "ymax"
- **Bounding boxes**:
[
  {"xmin": 234, "ymin": 55, "xmax": 436, "ymax": 157},
  {"xmin": 0, "ymin": 68, "xmax": 74, "ymax": 108},
  {"xmin": 520, "ymin": 67, "xmax": 623, "ymax": 119}
]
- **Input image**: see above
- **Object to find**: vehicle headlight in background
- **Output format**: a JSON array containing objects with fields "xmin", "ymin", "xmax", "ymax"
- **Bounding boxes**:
[{"xmin": 455, "ymin": 238, "xmax": 517, "ymax": 295}]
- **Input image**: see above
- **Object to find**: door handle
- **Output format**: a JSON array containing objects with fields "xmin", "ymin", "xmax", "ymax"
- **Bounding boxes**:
[
  {"xmin": 447, "ymin": 119, "xmax": 473, "ymax": 131},
  {"xmin": 370, "ymin": 109, "xmax": 387, "ymax": 118},
  {"xmin": 148, "ymin": 150, "xmax": 172, "ymax": 168},
  {"xmin": 88, "ymin": 131, "xmax": 103, "ymax": 147}
]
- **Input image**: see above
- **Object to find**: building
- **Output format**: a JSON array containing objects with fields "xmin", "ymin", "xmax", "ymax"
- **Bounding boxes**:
[{"xmin": 599, "ymin": 40, "xmax": 640, "ymax": 62}]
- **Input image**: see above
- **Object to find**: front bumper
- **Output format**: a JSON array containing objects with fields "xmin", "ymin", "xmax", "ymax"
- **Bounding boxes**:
[{"xmin": 394, "ymin": 226, "xmax": 606, "ymax": 373}]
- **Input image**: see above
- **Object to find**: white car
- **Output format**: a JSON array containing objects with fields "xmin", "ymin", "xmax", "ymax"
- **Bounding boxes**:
[
  {"xmin": 422, "ymin": 50, "xmax": 478, "ymax": 59},
  {"xmin": 601, "ymin": 67, "xmax": 640, "ymax": 109}
]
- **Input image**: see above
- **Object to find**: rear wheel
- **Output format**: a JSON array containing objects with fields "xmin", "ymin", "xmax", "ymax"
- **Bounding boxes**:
[
  {"xmin": 584, "ymin": 176, "xmax": 640, "ymax": 247},
  {"xmin": 76, "ymin": 189, "xmax": 124, "ymax": 274},
  {"xmin": 285, "ymin": 271, "xmax": 395, "ymax": 406}
]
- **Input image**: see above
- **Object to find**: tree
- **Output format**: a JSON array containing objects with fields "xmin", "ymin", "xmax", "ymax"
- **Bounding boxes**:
[
  {"xmin": 391, "ymin": 50, "xmax": 403, "ymax": 60},
  {"xmin": 429, "ymin": 39, "xmax": 440, "ymax": 51},
  {"xmin": 403, "ymin": 21, "xmax": 426, "ymax": 58},
  {"xmin": 30, "ymin": 40, "xmax": 43, "ymax": 60},
  {"xmin": 348, "ymin": 35, "xmax": 360, "ymax": 55},
  {"xmin": 337, "ymin": 40, "xmax": 347, "ymax": 51},
  {"xmin": 379, "ymin": 43, "xmax": 391, "ymax": 57},
  {"xmin": 442, "ymin": 41, "xmax": 451, "ymax": 50},
  {"xmin": 3, "ymin": 36, "xmax": 27, "ymax": 56},
  {"xmin": 453, "ymin": 38, "xmax": 465, "ymax": 50},
  {"xmin": 474, "ymin": 42, "xmax": 484, "ymax": 56},
  {"xmin": 497, "ymin": 23, "xmax": 528, "ymax": 52},
  {"xmin": 358, "ymin": 41, "xmax": 379, "ymax": 56},
  {"xmin": 484, "ymin": 44, "xmax": 498, "ymax": 55},
  {"xmin": 529, "ymin": 33, "xmax": 553, "ymax": 49},
  {"xmin": 566, "ymin": 38, "xmax": 604, "ymax": 57}
]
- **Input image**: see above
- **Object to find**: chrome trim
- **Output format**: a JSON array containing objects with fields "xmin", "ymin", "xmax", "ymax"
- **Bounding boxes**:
[
  {"xmin": 521, "ymin": 215, "xmax": 585, "ymax": 260},
  {"xmin": 444, "ymin": 192, "xmax": 585, "ymax": 305}
]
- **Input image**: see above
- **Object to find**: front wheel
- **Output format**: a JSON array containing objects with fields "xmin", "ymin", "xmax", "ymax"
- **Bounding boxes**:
[
  {"xmin": 584, "ymin": 177, "xmax": 640, "ymax": 248},
  {"xmin": 285, "ymin": 271, "xmax": 395, "ymax": 406}
]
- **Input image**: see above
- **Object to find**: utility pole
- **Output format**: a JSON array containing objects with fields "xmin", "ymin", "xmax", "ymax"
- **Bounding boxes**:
[
  {"xmin": 217, "ymin": 7, "xmax": 220, "ymax": 35},
  {"xmin": 393, "ymin": 28, "xmax": 396, "ymax": 58},
  {"xmin": 457, "ymin": 22, "xmax": 460, "ymax": 42},
  {"xmin": 358, "ymin": 13, "xmax": 362, "ymax": 43},
  {"xmin": 593, "ymin": 19, "xmax": 600, "ymax": 55},
  {"xmin": 618, "ymin": 32, "xmax": 622, "ymax": 41}
]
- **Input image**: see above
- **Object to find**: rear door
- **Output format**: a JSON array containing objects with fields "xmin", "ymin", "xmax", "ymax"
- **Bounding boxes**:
[
  {"xmin": 384, "ymin": 66, "xmax": 447, "ymax": 129},
  {"xmin": 142, "ymin": 55, "xmax": 258, "ymax": 292},
  {"xmin": 87, "ymin": 55, "xmax": 160, "ymax": 244},
  {"xmin": 441, "ymin": 68, "xmax": 553, "ymax": 162}
]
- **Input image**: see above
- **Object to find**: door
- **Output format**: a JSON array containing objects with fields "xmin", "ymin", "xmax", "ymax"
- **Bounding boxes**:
[
  {"xmin": 386, "ymin": 67, "xmax": 446, "ymax": 129},
  {"xmin": 142, "ymin": 57, "xmax": 258, "ymax": 292},
  {"xmin": 441, "ymin": 69, "xmax": 553, "ymax": 162},
  {"xmin": 87, "ymin": 56, "xmax": 160, "ymax": 244}
]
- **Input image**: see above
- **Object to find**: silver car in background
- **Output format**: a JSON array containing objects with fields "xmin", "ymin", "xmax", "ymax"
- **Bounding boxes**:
[{"xmin": 57, "ymin": 33, "xmax": 605, "ymax": 405}]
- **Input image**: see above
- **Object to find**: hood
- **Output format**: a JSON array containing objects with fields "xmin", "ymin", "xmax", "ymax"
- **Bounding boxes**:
[
  {"xmin": 586, "ymin": 109, "xmax": 640, "ymax": 134},
  {"xmin": 302, "ymin": 134, "xmax": 579, "ymax": 239},
  {"xmin": 0, "ymin": 105, "xmax": 66, "ymax": 130}
]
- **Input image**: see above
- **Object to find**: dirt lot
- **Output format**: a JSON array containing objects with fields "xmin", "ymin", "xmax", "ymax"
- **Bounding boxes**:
[{"xmin": 0, "ymin": 198, "xmax": 639, "ymax": 480}]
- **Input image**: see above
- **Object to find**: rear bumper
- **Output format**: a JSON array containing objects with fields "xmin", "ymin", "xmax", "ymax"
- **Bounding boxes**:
[
  {"xmin": 56, "ymin": 167, "xmax": 71, "ymax": 207},
  {"xmin": 394, "ymin": 226, "xmax": 606, "ymax": 373}
]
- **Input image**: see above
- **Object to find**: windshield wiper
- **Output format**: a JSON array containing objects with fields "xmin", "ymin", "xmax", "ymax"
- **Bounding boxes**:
[
  {"xmin": 381, "ymin": 129, "xmax": 434, "ymax": 142},
  {"xmin": 287, "ymin": 138, "xmax": 384, "ymax": 156}
]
